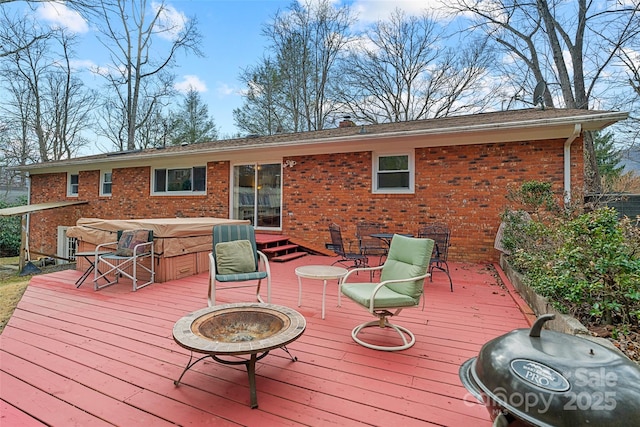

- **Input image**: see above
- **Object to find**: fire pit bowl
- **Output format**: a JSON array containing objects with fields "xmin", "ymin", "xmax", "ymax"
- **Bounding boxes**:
[
  {"xmin": 192, "ymin": 306, "xmax": 289, "ymax": 344},
  {"xmin": 172, "ymin": 302, "xmax": 306, "ymax": 408}
]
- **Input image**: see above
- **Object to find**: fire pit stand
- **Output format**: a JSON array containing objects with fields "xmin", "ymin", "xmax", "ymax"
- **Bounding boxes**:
[{"xmin": 172, "ymin": 302, "xmax": 306, "ymax": 409}]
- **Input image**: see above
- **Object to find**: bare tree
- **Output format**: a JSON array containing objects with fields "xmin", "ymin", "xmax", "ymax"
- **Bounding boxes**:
[
  {"xmin": 1, "ymin": 1, "xmax": 100, "ymax": 58},
  {"xmin": 263, "ymin": 0, "xmax": 354, "ymax": 131},
  {"xmin": 0, "ymin": 77, "xmax": 39, "ymax": 175},
  {"xmin": 446, "ymin": 0, "xmax": 640, "ymax": 192},
  {"xmin": 45, "ymin": 32, "xmax": 97, "ymax": 159},
  {"xmin": 617, "ymin": 39, "xmax": 640, "ymax": 151},
  {"xmin": 336, "ymin": 9, "xmax": 494, "ymax": 123},
  {"xmin": 1, "ymin": 17, "xmax": 94, "ymax": 162},
  {"xmin": 95, "ymin": 0, "xmax": 202, "ymax": 151}
]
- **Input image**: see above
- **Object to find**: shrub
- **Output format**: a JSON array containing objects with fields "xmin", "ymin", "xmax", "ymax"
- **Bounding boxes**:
[
  {"xmin": 501, "ymin": 182, "xmax": 640, "ymax": 327},
  {"xmin": 540, "ymin": 209, "xmax": 640, "ymax": 325},
  {"xmin": 0, "ymin": 199, "xmax": 22, "ymax": 257}
]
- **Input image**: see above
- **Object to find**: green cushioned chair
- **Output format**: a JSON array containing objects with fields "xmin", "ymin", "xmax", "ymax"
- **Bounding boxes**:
[
  {"xmin": 340, "ymin": 234, "xmax": 434, "ymax": 351},
  {"xmin": 208, "ymin": 224, "xmax": 271, "ymax": 306}
]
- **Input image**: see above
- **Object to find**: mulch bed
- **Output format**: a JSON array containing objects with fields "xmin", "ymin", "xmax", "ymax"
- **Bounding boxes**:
[{"xmin": 589, "ymin": 323, "xmax": 640, "ymax": 363}]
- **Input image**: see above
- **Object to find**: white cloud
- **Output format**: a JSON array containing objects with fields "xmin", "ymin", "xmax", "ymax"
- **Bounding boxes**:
[
  {"xmin": 36, "ymin": 1, "xmax": 88, "ymax": 34},
  {"xmin": 216, "ymin": 82, "xmax": 236, "ymax": 97},
  {"xmin": 175, "ymin": 75, "xmax": 208, "ymax": 93},
  {"xmin": 152, "ymin": 2, "xmax": 188, "ymax": 41},
  {"xmin": 69, "ymin": 59, "xmax": 97, "ymax": 71},
  {"xmin": 351, "ymin": 0, "xmax": 444, "ymax": 24}
]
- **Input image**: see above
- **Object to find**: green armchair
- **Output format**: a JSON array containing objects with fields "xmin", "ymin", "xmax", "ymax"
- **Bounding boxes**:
[{"xmin": 340, "ymin": 234, "xmax": 434, "ymax": 351}]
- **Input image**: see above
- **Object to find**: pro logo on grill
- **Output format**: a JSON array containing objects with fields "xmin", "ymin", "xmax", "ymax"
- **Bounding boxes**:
[{"xmin": 510, "ymin": 359, "xmax": 571, "ymax": 392}]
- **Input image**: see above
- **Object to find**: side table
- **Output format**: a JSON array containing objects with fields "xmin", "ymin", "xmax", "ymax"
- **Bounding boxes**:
[
  {"xmin": 295, "ymin": 265, "xmax": 348, "ymax": 319},
  {"xmin": 74, "ymin": 251, "xmax": 112, "ymax": 288}
]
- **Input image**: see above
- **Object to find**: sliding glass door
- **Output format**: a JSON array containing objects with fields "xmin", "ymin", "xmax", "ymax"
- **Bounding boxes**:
[{"xmin": 232, "ymin": 163, "xmax": 282, "ymax": 228}]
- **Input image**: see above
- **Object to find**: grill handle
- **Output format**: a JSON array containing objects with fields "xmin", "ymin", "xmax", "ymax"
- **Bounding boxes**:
[{"xmin": 529, "ymin": 313, "xmax": 555, "ymax": 337}]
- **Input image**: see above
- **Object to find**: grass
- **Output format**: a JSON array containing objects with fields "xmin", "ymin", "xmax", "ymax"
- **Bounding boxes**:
[{"xmin": 0, "ymin": 257, "xmax": 29, "ymax": 334}]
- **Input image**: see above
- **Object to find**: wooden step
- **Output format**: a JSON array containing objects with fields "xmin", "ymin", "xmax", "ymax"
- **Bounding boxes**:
[
  {"xmin": 261, "ymin": 244, "xmax": 299, "ymax": 255},
  {"xmin": 255, "ymin": 234, "xmax": 290, "ymax": 246},
  {"xmin": 271, "ymin": 252, "xmax": 307, "ymax": 262}
]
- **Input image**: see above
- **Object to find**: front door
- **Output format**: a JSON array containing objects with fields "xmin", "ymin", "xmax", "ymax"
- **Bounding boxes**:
[{"xmin": 232, "ymin": 163, "xmax": 282, "ymax": 228}]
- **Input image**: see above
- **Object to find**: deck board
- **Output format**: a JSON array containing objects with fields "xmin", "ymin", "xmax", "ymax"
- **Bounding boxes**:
[{"xmin": 1, "ymin": 255, "xmax": 531, "ymax": 426}]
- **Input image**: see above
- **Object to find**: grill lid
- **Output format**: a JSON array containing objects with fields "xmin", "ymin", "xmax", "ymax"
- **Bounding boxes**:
[{"xmin": 460, "ymin": 314, "xmax": 640, "ymax": 426}]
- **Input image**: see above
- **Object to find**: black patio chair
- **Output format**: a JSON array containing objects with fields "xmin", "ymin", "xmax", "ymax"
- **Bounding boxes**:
[
  {"xmin": 417, "ymin": 223, "xmax": 453, "ymax": 292},
  {"xmin": 327, "ymin": 223, "xmax": 368, "ymax": 269},
  {"xmin": 356, "ymin": 221, "xmax": 388, "ymax": 266}
]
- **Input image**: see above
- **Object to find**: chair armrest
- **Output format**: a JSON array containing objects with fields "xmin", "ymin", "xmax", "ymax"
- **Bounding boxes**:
[
  {"xmin": 256, "ymin": 250, "xmax": 271, "ymax": 276},
  {"xmin": 367, "ymin": 273, "xmax": 430, "ymax": 312},
  {"xmin": 95, "ymin": 241, "xmax": 117, "ymax": 254},
  {"xmin": 342, "ymin": 265, "xmax": 384, "ymax": 283},
  {"xmin": 132, "ymin": 241, "xmax": 153, "ymax": 255},
  {"xmin": 325, "ymin": 243, "xmax": 339, "ymax": 252}
]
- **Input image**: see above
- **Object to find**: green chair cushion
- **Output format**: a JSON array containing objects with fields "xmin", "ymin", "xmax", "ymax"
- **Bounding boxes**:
[
  {"xmin": 216, "ymin": 271, "xmax": 268, "ymax": 282},
  {"xmin": 215, "ymin": 240, "xmax": 256, "ymax": 275},
  {"xmin": 380, "ymin": 235, "xmax": 433, "ymax": 299},
  {"xmin": 341, "ymin": 282, "xmax": 418, "ymax": 308}
]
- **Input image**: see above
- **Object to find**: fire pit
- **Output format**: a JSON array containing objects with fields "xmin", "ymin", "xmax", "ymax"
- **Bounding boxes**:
[{"xmin": 173, "ymin": 302, "xmax": 306, "ymax": 408}]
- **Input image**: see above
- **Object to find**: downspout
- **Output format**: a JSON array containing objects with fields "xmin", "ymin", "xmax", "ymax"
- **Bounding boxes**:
[
  {"xmin": 19, "ymin": 172, "xmax": 32, "ymax": 270},
  {"xmin": 564, "ymin": 124, "xmax": 581, "ymax": 205}
]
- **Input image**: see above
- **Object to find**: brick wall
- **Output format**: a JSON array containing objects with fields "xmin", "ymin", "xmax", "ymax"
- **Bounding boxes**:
[
  {"xmin": 282, "ymin": 138, "xmax": 584, "ymax": 263},
  {"xmin": 27, "ymin": 138, "xmax": 583, "ymax": 263}
]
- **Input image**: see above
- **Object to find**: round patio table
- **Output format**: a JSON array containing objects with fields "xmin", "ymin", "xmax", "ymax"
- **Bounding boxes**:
[
  {"xmin": 172, "ymin": 302, "xmax": 306, "ymax": 408},
  {"xmin": 295, "ymin": 265, "xmax": 348, "ymax": 319}
]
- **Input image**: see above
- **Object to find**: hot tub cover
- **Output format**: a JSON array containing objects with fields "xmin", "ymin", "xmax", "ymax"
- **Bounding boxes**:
[{"xmin": 67, "ymin": 217, "xmax": 250, "ymax": 257}]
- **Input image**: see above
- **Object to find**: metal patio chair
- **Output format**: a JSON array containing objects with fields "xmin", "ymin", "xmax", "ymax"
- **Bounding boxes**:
[
  {"xmin": 418, "ymin": 223, "xmax": 453, "ymax": 292},
  {"xmin": 356, "ymin": 221, "xmax": 388, "ymax": 266},
  {"xmin": 209, "ymin": 224, "xmax": 271, "ymax": 307},
  {"xmin": 94, "ymin": 229, "xmax": 155, "ymax": 291},
  {"xmin": 327, "ymin": 223, "xmax": 368, "ymax": 269}
]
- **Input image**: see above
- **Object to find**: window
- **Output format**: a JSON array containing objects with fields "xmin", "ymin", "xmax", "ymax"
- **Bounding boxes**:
[
  {"xmin": 100, "ymin": 170, "xmax": 112, "ymax": 196},
  {"xmin": 68, "ymin": 173, "xmax": 79, "ymax": 196},
  {"xmin": 153, "ymin": 166, "xmax": 206, "ymax": 194},
  {"xmin": 373, "ymin": 152, "xmax": 414, "ymax": 193}
]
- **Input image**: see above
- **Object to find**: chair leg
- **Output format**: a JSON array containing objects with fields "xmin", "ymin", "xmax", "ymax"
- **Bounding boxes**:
[
  {"xmin": 429, "ymin": 261, "xmax": 453, "ymax": 292},
  {"xmin": 208, "ymin": 276, "xmax": 215, "ymax": 307},
  {"xmin": 255, "ymin": 279, "xmax": 264, "ymax": 303},
  {"xmin": 351, "ymin": 318, "xmax": 415, "ymax": 351},
  {"xmin": 94, "ymin": 257, "xmax": 121, "ymax": 290}
]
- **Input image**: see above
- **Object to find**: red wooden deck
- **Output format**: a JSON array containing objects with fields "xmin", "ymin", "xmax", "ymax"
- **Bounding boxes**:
[{"xmin": 1, "ymin": 256, "xmax": 531, "ymax": 426}]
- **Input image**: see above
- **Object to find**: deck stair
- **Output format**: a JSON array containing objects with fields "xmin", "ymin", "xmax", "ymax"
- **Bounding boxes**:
[{"xmin": 256, "ymin": 234, "xmax": 307, "ymax": 262}]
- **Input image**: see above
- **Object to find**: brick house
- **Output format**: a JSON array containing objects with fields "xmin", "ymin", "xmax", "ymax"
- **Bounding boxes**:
[{"xmin": 15, "ymin": 108, "xmax": 627, "ymax": 265}]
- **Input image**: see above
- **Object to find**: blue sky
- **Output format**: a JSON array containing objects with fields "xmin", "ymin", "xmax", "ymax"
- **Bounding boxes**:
[
  {"xmin": 15, "ymin": 0, "xmax": 638, "ymax": 157},
  {"xmin": 22, "ymin": 0, "xmax": 440, "ymax": 147}
]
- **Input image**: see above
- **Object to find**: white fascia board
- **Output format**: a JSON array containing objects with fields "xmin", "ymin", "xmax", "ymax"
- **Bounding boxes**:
[{"xmin": 19, "ymin": 110, "xmax": 629, "ymax": 174}]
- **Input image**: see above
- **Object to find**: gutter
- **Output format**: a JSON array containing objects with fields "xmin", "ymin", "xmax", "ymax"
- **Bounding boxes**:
[{"xmin": 564, "ymin": 124, "xmax": 582, "ymax": 204}]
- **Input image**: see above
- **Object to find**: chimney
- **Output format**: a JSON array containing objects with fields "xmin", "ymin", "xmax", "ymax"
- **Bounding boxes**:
[{"xmin": 339, "ymin": 115, "xmax": 356, "ymax": 128}]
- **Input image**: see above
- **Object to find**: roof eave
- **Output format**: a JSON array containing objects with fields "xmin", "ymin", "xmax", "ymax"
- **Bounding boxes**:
[{"xmin": 17, "ymin": 110, "xmax": 628, "ymax": 174}]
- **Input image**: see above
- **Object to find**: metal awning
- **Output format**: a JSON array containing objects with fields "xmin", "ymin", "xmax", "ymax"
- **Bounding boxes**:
[{"xmin": 0, "ymin": 200, "xmax": 88, "ymax": 217}]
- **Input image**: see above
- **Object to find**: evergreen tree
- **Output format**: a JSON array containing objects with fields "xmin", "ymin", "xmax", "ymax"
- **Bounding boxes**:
[
  {"xmin": 171, "ymin": 89, "xmax": 218, "ymax": 145},
  {"xmin": 594, "ymin": 131, "xmax": 625, "ymax": 182}
]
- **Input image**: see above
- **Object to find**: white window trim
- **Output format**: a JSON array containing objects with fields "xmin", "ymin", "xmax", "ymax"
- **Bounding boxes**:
[
  {"xmin": 151, "ymin": 165, "xmax": 207, "ymax": 196},
  {"xmin": 67, "ymin": 172, "xmax": 79, "ymax": 197},
  {"xmin": 372, "ymin": 150, "xmax": 415, "ymax": 194},
  {"xmin": 100, "ymin": 170, "xmax": 112, "ymax": 197}
]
